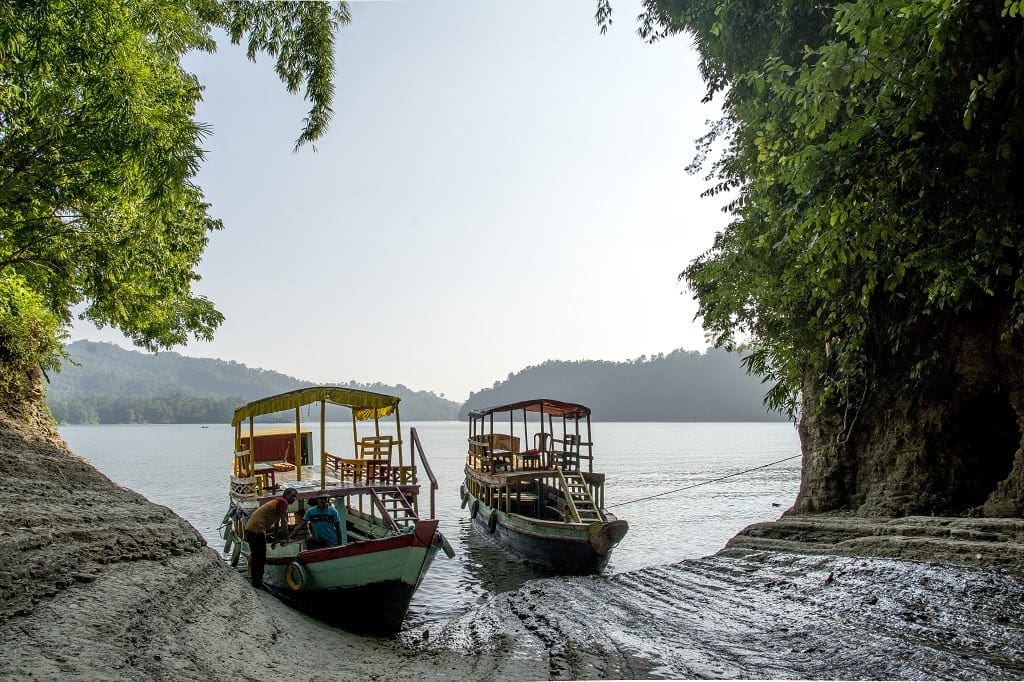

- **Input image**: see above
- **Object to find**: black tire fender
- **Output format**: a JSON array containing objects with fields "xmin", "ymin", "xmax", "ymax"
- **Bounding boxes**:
[
  {"xmin": 487, "ymin": 509, "xmax": 498, "ymax": 534},
  {"xmin": 460, "ymin": 485, "xmax": 469, "ymax": 509},
  {"xmin": 470, "ymin": 499, "xmax": 480, "ymax": 519}
]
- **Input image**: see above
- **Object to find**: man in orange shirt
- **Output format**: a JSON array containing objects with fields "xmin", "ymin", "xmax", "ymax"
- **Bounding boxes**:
[{"xmin": 244, "ymin": 487, "xmax": 297, "ymax": 589}]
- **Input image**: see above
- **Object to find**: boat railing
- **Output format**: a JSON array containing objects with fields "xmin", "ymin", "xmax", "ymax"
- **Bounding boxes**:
[
  {"xmin": 466, "ymin": 438, "xmax": 491, "ymax": 470},
  {"xmin": 410, "ymin": 427, "xmax": 437, "ymax": 519}
]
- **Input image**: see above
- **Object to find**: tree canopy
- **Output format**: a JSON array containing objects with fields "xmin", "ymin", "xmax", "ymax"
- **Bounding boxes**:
[
  {"xmin": 599, "ymin": 1, "xmax": 1024, "ymax": 421},
  {"xmin": 0, "ymin": 0, "xmax": 348, "ymax": 398}
]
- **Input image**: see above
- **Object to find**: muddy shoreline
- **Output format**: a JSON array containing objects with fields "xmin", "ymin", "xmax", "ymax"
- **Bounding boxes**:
[{"xmin": 0, "ymin": 410, "xmax": 1022, "ymax": 680}]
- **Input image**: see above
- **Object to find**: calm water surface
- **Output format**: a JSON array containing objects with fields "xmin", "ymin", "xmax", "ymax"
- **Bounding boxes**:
[{"xmin": 59, "ymin": 421, "xmax": 800, "ymax": 631}]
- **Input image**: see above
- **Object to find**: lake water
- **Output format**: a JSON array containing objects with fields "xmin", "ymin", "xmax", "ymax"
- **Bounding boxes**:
[{"xmin": 58, "ymin": 421, "xmax": 801, "ymax": 632}]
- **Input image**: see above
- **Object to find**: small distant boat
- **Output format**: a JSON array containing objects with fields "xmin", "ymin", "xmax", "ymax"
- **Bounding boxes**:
[
  {"xmin": 221, "ymin": 386, "xmax": 453, "ymax": 634},
  {"xmin": 461, "ymin": 398, "xmax": 628, "ymax": 574},
  {"xmin": 201, "ymin": 425, "xmax": 209, "ymax": 429}
]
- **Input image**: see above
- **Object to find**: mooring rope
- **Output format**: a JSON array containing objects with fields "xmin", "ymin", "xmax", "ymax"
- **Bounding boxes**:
[{"xmin": 605, "ymin": 453, "xmax": 803, "ymax": 509}]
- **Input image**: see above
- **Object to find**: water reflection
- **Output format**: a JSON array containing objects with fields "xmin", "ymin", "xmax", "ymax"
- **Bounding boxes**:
[
  {"xmin": 402, "ymin": 515, "xmax": 538, "ymax": 631},
  {"xmin": 456, "ymin": 517, "xmax": 537, "ymax": 594}
]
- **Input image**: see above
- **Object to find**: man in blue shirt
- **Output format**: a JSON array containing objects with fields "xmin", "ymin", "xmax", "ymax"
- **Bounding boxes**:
[{"xmin": 289, "ymin": 494, "xmax": 343, "ymax": 549}]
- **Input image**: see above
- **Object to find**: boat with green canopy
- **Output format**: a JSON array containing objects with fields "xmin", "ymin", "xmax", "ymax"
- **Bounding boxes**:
[{"xmin": 221, "ymin": 386, "xmax": 453, "ymax": 634}]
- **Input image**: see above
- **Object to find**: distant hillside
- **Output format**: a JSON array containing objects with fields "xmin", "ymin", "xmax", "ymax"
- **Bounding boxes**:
[
  {"xmin": 47, "ymin": 341, "xmax": 460, "ymax": 424},
  {"xmin": 49, "ymin": 342, "xmax": 786, "ymax": 424},
  {"xmin": 459, "ymin": 348, "xmax": 788, "ymax": 422}
]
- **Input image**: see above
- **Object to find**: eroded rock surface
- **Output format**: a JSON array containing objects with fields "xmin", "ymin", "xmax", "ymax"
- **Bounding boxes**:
[
  {"xmin": 725, "ymin": 514, "xmax": 1024, "ymax": 567},
  {"xmin": 794, "ymin": 324, "xmax": 1024, "ymax": 518}
]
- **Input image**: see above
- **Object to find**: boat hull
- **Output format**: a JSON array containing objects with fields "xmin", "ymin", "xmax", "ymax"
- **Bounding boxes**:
[
  {"xmin": 465, "ymin": 491, "xmax": 628, "ymax": 575},
  {"xmin": 260, "ymin": 519, "xmax": 442, "ymax": 634},
  {"xmin": 269, "ymin": 576, "xmax": 428, "ymax": 634}
]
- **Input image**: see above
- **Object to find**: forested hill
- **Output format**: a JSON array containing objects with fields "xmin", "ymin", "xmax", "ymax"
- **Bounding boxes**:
[
  {"xmin": 47, "ymin": 341, "xmax": 459, "ymax": 424},
  {"xmin": 49, "ymin": 342, "xmax": 785, "ymax": 424},
  {"xmin": 460, "ymin": 349, "xmax": 787, "ymax": 422}
]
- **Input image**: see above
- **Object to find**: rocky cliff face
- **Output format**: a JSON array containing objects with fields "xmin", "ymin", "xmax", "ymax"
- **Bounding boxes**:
[
  {"xmin": 0, "ymin": 377, "xmax": 206, "ymax": 623},
  {"xmin": 793, "ymin": 321, "xmax": 1024, "ymax": 517}
]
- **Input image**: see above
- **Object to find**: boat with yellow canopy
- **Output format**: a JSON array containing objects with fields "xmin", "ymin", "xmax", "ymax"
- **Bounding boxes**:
[{"xmin": 221, "ymin": 386, "xmax": 453, "ymax": 634}]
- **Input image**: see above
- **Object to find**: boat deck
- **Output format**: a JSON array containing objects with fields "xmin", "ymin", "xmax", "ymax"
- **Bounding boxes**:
[
  {"xmin": 237, "ymin": 461, "xmax": 421, "ymax": 504},
  {"xmin": 465, "ymin": 461, "xmax": 606, "ymax": 488},
  {"xmin": 464, "ymin": 460, "xmax": 610, "ymax": 520}
]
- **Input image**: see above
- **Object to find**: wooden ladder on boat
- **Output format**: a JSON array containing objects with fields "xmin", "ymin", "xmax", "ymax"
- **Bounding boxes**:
[
  {"xmin": 369, "ymin": 487, "xmax": 419, "ymax": 531},
  {"xmin": 557, "ymin": 471, "xmax": 605, "ymax": 523}
]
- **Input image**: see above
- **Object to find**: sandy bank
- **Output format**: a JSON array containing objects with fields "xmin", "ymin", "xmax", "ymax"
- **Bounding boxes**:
[{"xmin": 0, "ymin": 407, "xmax": 1021, "ymax": 680}]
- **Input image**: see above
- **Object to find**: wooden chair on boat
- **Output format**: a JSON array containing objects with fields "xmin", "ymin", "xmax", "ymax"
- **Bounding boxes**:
[
  {"xmin": 490, "ymin": 433, "xmax": 517, "ymax": 472},
  {"xmin": 518, "ymin": 432, "xmax": 549, "ymax": 469},
  {"xmin": 323, "ymin": 436, "xmax": 394, "ymax": 483},
  {"xmin": 359, "ymin": 435, "xmax": 394, "ymax": 483}
]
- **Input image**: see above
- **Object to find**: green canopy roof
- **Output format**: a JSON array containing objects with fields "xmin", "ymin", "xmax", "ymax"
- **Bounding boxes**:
[{"xmin": 231, "ymin": 386, "xmax": 400, "ymax": 426}]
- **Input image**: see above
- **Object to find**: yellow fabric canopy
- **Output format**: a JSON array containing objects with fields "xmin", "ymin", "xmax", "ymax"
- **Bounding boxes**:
[{"xmin": 231, "ymin": 386, "xmax": 400, "ymax": 426}]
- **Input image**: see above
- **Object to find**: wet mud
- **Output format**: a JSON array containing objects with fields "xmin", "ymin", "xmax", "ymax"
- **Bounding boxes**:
[{"xmin": 415, "ymin": 552, "xmax": 1024, "ymax": 680}]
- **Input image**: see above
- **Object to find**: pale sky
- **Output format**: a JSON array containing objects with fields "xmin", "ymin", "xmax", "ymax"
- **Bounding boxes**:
[{"xmin": 71, "ymin": 0, "xmax": 727, "ymax": 402}]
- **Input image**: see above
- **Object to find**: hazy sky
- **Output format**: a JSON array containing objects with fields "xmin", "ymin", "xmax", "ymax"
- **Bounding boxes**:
[{"xmin": 71, "ymin": 0, "xmax": 728, "ymax": 402}]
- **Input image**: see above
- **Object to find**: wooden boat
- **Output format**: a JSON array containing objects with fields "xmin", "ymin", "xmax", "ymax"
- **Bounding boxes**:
[
  {"xmin": 221, "ymin": 386, "xmax": 453, "ymax": 634},
  {"xmin": 461, "ymin": 398, "xmax": 628, "ymax": 574}
]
